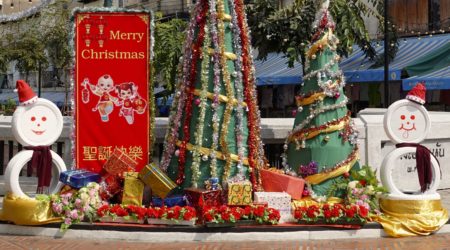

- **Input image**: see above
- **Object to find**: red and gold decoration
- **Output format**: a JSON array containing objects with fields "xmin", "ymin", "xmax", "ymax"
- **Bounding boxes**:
[
  {"xmin": 74, "ymin": 10, "xmax": 152, "ymax": 173},
  {"xmin": 227, "ymin": 181, "xmax": 252, "ymax": 206}
]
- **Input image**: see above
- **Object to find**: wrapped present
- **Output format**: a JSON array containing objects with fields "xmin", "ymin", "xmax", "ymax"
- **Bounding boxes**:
[
  {"xmin": 227, "ymin": 181, "xmax": 252, "ymax": 206},
  {"xmin": 99, "ymin": 174, "xmax": 123, "ymax": 201},
  {"xmin": 103, "ymin": 148, "xmax": 137, "ymax": 176},
  {"xmin": 185, "ymin": 188, "xmax": 221, "ymax": 210},
  {"xmin": 254, "ymin": 192, "xmax": 294, "ymax": 223},
  {"xmin": 260, "ymin": 169, "xmax": 305, "ymax": 200},
  {"xmin": 59, "ymin": 170, "xmax": 101, "ymax": 189},
  {"xmin": 138, "ymin": 163, "xmax": 176, "ymax": 198},
  {"xmin": 152, "ymin": 195, "xmax": 187, "ymax": 207},
  {"xmin": 121, "ymin": 172, "xmax": 145, "ymax": 206}
]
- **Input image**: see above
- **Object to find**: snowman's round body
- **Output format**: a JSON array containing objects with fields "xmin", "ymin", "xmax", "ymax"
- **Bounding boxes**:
[
  {"xmin": 381, "ymin": 99, "xmax": 440, "ymax": 200},
  {"xmin": 5, "ymin": 98, "xmax": 66, "ymax": 197}
]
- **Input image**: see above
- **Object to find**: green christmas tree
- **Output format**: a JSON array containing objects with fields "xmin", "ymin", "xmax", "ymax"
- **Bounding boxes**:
[
  {"xmin": 282, "ymin": 1, "xmax": 359, "ymax": 202},
  {"xmin": 160, "ymin": 0, "xmax": 266, "ymax": 190}
]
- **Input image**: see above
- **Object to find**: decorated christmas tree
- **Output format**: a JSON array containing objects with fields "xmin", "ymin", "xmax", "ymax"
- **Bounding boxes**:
[
  {"xmin": 160, "ymin": 0, "xmax": 266, "ymax": 190},
  {"xmin": 282, "ymin": 1, "xmax": 359, "ymax": 202}
]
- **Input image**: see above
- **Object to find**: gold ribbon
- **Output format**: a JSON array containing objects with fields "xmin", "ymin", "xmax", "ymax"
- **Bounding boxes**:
[
  {"xmin": 208, "ymin": 48, "xmax": 238, "ymax": 60},
  {"xmin": 191, "ymin": 89, "xmax": 247, "ymax": 107},
  {"xmin": 0, "ymin": 192, "xmax": 62, "ymax": 226},
  {"xmin": 296, "ymin": 92, "xmax": 326, "ymax": 106},
  {"xmin": 291, "ymin": 196, "xmax": 343, "ymax": 209},
  {"xmin": 305, "ymin": 151, "xmax": 359, "ymax": 185},
  {"xmin": 372, "ymin": 198, "xmax": 449, "ymax": 237},
  {"xmin": 288, "ymin": 117, "xmax": 349, "ymax": 142},
  {"xmin": 176, "ymin": 140, "xmax": 249, "ymax": 166},
  {"xmin": 219, "ymin": 13, "xmax": 232, "ymax": 21},
  {"xmin": 306, "ymin": 29, "xmax": 332, "ymax": 59}
]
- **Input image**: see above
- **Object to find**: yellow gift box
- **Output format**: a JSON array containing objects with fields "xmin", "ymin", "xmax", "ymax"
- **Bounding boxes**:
[
  {"xmin": 138, "ymin": 163, "xmax": 177, "ymax": 198},
  {"xmin": 227, "ymin": 181, "xmax": 252, "ymax": 205},
  {"xmin": 122, "ymin": 172, "xmax": 145, "ymax": 206}
]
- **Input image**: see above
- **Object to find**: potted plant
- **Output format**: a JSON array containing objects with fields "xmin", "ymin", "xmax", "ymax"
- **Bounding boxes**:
[
  {"xmin": 147, "ymin": 205, "xmax": 197, "ymax": 226},
  {"xmin": 97, "ymin": 204, "xmax": 147, "ymax": 224}
]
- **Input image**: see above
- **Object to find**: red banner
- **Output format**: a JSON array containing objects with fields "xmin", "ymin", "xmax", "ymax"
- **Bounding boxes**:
[{"xmin": 74, "ymin": 11, "xmax": 151, "ymax": 173}]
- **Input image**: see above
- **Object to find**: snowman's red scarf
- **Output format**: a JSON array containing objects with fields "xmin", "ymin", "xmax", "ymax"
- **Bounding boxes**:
[
  {"xmin": 24, "ymin": 146, "xmax": 52, "ymax": 194},
  {"xmin": 396, "ymin": 143, "xmax": 440, "ymax": 193}
]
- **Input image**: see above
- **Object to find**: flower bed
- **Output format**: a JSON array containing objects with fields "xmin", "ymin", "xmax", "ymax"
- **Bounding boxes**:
[
  {"xmin": 293, "ymin": 203, "xmax": 368, "ymax": 228},
  {"xmin": 147, "ymin": 206, "xmax": 197, "ymax": 226},
  {"xmin": 97, "ymin": 204, "xmax": 147, "ymax": 224},
  {"xmin": 203, "ymin": 205, "xmax": 281, "ymax": 227}
]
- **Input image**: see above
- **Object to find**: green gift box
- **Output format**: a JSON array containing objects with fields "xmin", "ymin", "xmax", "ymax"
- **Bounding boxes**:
[
  {"xmin": 138, "ymin": 163, "xmax": 177, "ymax": 198},
  {"xmin": 227, "ymin": 181, "xmax": 253, "ymax": 205}
]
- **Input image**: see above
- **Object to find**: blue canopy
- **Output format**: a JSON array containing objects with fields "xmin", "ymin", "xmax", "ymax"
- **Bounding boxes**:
[
  {"xmin": 402, "ymin": 66, "xmax": 450, "ymax": 90},
  {"xmin": 254, "ymin": 34, "xmax": 450, "ymax": 84},
  {"xmin": 254, "ymin": 53, "xmax": 302, "ymax": 85}
]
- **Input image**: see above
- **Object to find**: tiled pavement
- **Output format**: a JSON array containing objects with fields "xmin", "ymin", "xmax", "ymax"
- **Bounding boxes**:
[{"xmin": 0, "ymin": 233, "xmax": 450, "ymax": 249}]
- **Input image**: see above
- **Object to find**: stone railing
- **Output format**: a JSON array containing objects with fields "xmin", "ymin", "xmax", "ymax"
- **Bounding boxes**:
[{"xmin": 1, "ymin": 109, "xmax": 450, "ymax": 189}]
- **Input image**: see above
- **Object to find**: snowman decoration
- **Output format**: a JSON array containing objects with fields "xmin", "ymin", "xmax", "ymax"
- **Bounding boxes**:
[
  {"xmin": 5, "ymin": 80, "xmax": 67, "ymax": 197},
  {"xmin": 380, "ymin": 83, "xmax": 440, "ymax": 200}
]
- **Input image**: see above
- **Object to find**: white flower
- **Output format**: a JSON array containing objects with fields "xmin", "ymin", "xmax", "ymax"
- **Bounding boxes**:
[{"xmin": 348, "ymin": 181, "xmax": 359, "ymax": 189}]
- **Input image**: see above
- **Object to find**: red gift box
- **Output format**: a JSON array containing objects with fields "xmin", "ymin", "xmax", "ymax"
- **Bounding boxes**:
[
  {"xmin": 185, "ymin": 188, "xmax": 221, "ymax": 211},
  {"xmin": 99, "ymin": 174, "xmax": 123, "ymax": 201},
  {"xmin": 260, "ymin": 169, "xmax": 305, "ymax": 200},
  {"xmin": 103, "ymin": 148, "xmax": 137, "ymax": 177}
]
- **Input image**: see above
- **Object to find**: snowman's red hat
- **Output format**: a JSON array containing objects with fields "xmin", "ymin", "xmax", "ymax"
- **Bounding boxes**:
[
  {"xmin": 406, "ymin": 82, "xmax": 426, "ymax": 105},
  {"xmin": 14, "ymin": 80, "xmax": 38, "ymax": 106}
]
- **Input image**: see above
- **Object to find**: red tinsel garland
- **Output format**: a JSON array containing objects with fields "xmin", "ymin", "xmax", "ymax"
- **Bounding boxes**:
[
  {"xmin": 235, "ymin": 0, "xmax": 259, "ymax": 190},
  {"xmin": 176, "ymin": 0, "xmax": 209, "ymax": 185}
]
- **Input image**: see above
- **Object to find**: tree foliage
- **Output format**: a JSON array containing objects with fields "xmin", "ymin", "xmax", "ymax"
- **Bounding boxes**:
[
  {"xmin": 152, "ymin": 15, "xmax": 188, "ymax": 94},
  {"xmin": 247, "ymin": 0, "xmax": 398, "ymax": 69},
  {"xmin": 0, "ymin": 0, "xmax": 71, "ymax": 81}
]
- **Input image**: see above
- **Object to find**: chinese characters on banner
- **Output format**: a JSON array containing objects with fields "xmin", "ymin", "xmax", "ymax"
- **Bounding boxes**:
[{"xmin": 74, "ymin": 12, "xmax": 151, "ymax": 173}]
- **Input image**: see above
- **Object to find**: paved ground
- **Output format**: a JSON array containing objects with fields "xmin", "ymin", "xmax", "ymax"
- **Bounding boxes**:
[{"xmin": 1, "ymin": 233, "xmax": 450, "ymax": 249}]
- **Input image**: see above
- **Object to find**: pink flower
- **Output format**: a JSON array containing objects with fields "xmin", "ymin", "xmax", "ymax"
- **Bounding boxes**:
[
  {"xmin": 75, "ymin": 199, "xmax": 82, "ymax": 208},
  {"xmin": 62, "ymin": 200, "xmax": 69, "ymax": 206},
  {"xmin": 52, "ymin": 203, "xmax": 63, "ymax": 214},
  {"xmin": 64, "ymin": 217, "xmax": 72, "ymax": 225},
  {"xmin": 360, "ymin": 195, "xmax": 368, "ymax": 200},
  {"xmin": 70, "ymin": 210, "xmax": 79, "ymax": 220}
]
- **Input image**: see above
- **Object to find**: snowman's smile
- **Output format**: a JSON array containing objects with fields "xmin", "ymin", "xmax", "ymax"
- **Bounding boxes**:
[
  {"xmin": 399, "ymin": 123, "xmax": 416, "ymax": 131},
  {"xmin": 32, "ymin": 129, "xmax": 46, "ymax": 135}
]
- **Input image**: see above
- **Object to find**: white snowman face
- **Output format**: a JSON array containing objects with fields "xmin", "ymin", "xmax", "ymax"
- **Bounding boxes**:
[
  {"xmin": 383, "ymin": 99, "xmax": 430, "ymax": 144},
  {"xmin": 12, "ymin": 99, "xmax": 63, "ymax": 146}
]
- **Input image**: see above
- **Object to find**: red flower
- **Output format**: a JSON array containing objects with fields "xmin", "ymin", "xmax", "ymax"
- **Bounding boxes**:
[
  {"xmin": 294, "ymin": 209, "xmax": 304, "ymax": 219},
  {"xmin": 172, "ymin": 206, "xmax": 182, "ymax": 219},
  {"xmin": 243, "ymin": 206, "xmax": 252, "ymax": 216},
  {"xmin": 358, "ymin": 205, "xmax": 369, "ymax": 218},
  {"xmin": 254, "ymin": 206, "xmax": 265, "ymax": 217},
  {"xmin": 323, "ymin": 209, "xmax": 332, "ymax": 218},
  {"xmin": 204, "ymin": 212, "xmax": 214, "ymax": 222},
  {"xmin": 322, "ymin": 204, "xmax": 330, "ymax": 211},
  {"xmin": 97, "ymin": 204, "xmax": 109, "ymax": 217},
  {"xmin": 183, "ymin": 207, "xmax": 196, "ymax": 221},
  {"xmin": 359, "ymin": 180, "xmax": 367, "ymax": 186},
  {"xmin": 306, "ymin": 208, "xmax": 317, "ymax": 218},
  {"xmin": 221, "ymin": 211, "xmax": 231, "ymax": 222},
  {"xmin": 331, "ymin": 207, "xmax": 340, "ymax": 217},
  {"xmin": 345, "ymin": 208, "xmax": 355, "ymax": 218},
  {"xmin": 268, "ymin": 208, "xmax": 280, "ymax": 222}
]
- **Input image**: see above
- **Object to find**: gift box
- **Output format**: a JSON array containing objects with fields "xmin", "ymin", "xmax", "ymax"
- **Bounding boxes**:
[
  {"xmin": 185, "ymin": 188, "xmax": 221, "ymax": 210},
  {"xmin": 260, "ymin": 169, "xmax": 305, "ymax": 200},
  {"xmin": 121, "ymin": 172, "xmax": 145, "ymax": 206},
  {"xmin": 99, "ymin": 174, "xmax": 123, "ymax": 201},
  {"xmin": 152, "ymin": 195, "xmax": 187, "ymax": 207},
  {"xmin": 103, "ymin": 148, "xmax": 137, "ymax": 176},
  {"xmin": 227, "ymin": 181, "xmax": 252, "ymax": 206},
  {"xmin": 59, "ymin": 170, "xmax": 101, "ymax": 189},
  {"xmin": 254, "ymin": 192, "xmax": 294, "ymax": 223},
  {"xmin": 138, "ymin": 163, "xmax": 177, "ymax": 198}
]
